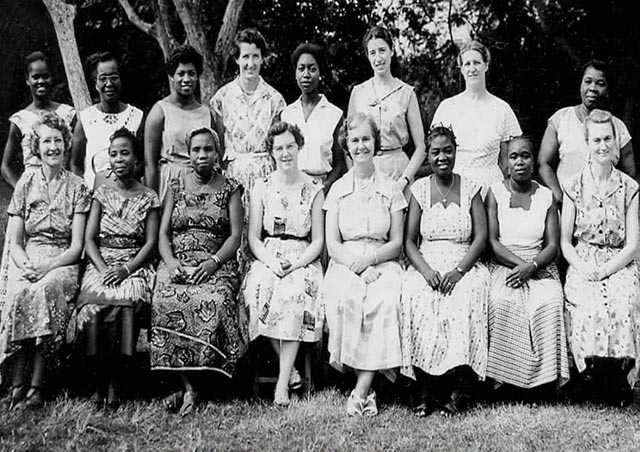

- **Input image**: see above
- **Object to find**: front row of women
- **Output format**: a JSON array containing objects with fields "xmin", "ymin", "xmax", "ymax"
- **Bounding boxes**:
[{"xmin": 1, "ymin": 108, "xmax": 638, "ymax": 418}]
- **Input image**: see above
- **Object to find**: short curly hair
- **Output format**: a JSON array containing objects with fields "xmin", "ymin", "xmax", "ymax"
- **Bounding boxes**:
[
  {"xmin": 291, "ymin": 42, "xmax": 326, "ymax": 74},
  {"xmin": 339, "ymin": 113, "xmax": 381, "ymax": 156},
  {"xmin": 265, "ymin": 121, "xmax": 305, "ymax": 155},
  {"xmin": 233, "ymin": 28, "xmax": 268, "ymax": 59},
  {"xmin": 109, "ymin": 127, "xmax": 143, "ymax": 162},
  {"xmin": 166, "ymin": 45, "xmax": 203, "ymax": 76},
  {"xmin": 86, "ymin": 51, "xmax": 119, "ymax": 81},
  {"xmin": 31, "ymin": 112, "xmax": 72, "ymax": 157},
  {"xmin": 24, "ymin": 51, "xmax": 50, "ymax": 76}
]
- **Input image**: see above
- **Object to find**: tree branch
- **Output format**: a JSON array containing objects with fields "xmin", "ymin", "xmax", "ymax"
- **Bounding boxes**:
[
  {"xmin": 117, "ymin": 0, "xmax": 154, "ymax": 35},
  {"xmin": 156, "ymin": 0, "xmax": 178, "ymax": 48},
  {"xmin": 215, "ymin": 0, "xmax": 246, "ymax": 73}
]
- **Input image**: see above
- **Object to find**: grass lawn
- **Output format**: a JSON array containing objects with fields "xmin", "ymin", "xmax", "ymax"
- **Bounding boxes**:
[{"xmin": 1, "ymin": 384, "xmax": 639, "ymax": 452}]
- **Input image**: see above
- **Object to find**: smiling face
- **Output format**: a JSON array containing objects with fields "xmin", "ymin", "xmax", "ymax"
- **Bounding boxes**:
[
  {"xmin": 271, "ymin": 131, "xmax": 300, "ymax": 171},
  {"xmin": 295, "ymin": 53, "xmax": 320, "ymax": 96},
  {"xmin": 428, "ymin": 134, "xmax": 456, "ymax": 177},
  {"xmin": 95, "ymin": 59, "xmax": 121, "ymax": 103},
  {"xmin": 587, "ymin": 121, "xmax": 616, "ymax": 166},
  {"xmin": 507, "ymin": 139, "xmax": 534, "ymax": 183},
  {"xmin": 236, "ymin": 42, "xmax": 263, "ymax": 82},
  {"xmin": 347, "ymin": 121, "xmax": 376, "ymax": 165},
  {"xmin": 366, "ymin": 37, "xmax": 393, "ymax": 77},
  {"xmin": 36, "ymin": 125, "xmax": 65, "ymax": 169},
  {"xmin": 26, "ymin": 60, "xmax": 52, "ymax": 100},
  {"xmin": 460, "ymin": 49, "xmax": 488, "ymax": 88},
  {"xmin": 171, "ymin": 62, "xmax": 198, "ymax": 97},
  {"xmin": 189, "ymin": 132, "xmax": 217, "ymax": 177},
  {"xmin": 580, "ymin": 66, "xmax": 608, "ymax": 110},
  {"xmin": 109, "ymin": 136, "xmax": 137, "ymax": 180}
]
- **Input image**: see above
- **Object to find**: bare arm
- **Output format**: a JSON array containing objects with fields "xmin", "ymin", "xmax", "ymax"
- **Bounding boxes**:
[
  {"xmin": 1, "ymin": 123, "xmax": 24, "ymax": 188},
  {"xmin": 71, "ymin": 118, "xmax": 87, "ymax": 177},
  {"xmin": 214, "ymin": 187, "xmax": 243, "ymax": 264},
  {"xmin": 599, "ymin": 193, "xmax": 639, "ymax": 277},
  {"xmin": 404, "ymin": 195, "xmax": 438, "ymax": 278},
  {"xmin": 213, "ymin": 109, "xmax": 226, "ymax": 167},
  {"xmin": 617, "ymin": 141, "xmax": 636, "ymax": 179},
  {"xmin": 158, "ymin": 190, "xmax": 176, "ymax": 264},
  {"xmin": 289, "ymin": 191, "xmax": 325, "ymax": 271},
  {"xmin": 486, "ymin": 187, "xmax": 525, "ymax": 268},
  {"xmin": 84, "ymin": 200, "xmax": 108, "ymax": 272},
  {"xmin": 400, "ymin": 91, "xmax": 426, "ymax": 183},
  {"xmin": 538, "ymin": 121, "xmax": 563, "ymax": 205},
  {"xmin": 143, "ymin": 103, "xmax": 165, "ymax": 194},
  {"xmin": 498, "ymin": 141, "xmax": 509, "ymax": 179}
]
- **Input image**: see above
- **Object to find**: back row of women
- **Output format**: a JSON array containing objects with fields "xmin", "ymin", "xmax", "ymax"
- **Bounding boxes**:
[{"xmin": 0, "ymin": 25, "xmax": 638, "ymax": 417}]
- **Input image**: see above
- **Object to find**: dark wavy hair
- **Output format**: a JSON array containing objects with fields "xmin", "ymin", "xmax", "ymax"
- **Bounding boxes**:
[
  {"xmin": 233, "ymin": 28, "xmax": 268, "ymax": 59},
  {"xmin": 109, "ymin": 127, "xmax": 143, "ymax": 162},
  {"xmin": 362, "ymin": 25, "xmax": 401, "ymax": 76},
  {"xmin": 457, "ymin": 40, "xmax": 491, "ymax": 66},
  {"xmin": 339, "ymin": 112, "xmax": 381, "ymax": 156},
  {"xmin": 86, "ymin": 51, "xmax": 119, "ymax": 81},
  {"xmin": 166, "ymin": 45, "xmax": 203, "ymax": 76},
  {"xmin": 265, "ymin": 121, "xmax": 305, "ymax": 155},
  {"xmin": 31, "ymin": 112, "xmax": 72, "ymax": 157},
  {"xmin": 291, "ymin": 42, "xmax": 327, "ymax": 74},
  {"xmin": 24, "ymin": 51, "xmax": 50, "ymax": 76}
]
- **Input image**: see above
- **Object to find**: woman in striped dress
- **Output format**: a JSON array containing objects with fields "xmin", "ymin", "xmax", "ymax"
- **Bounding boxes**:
[{"xmin": 485, "ymin": 136, "xmax": 569, "ymax": 391}]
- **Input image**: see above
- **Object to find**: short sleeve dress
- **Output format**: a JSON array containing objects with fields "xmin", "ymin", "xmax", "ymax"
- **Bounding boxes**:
[
  {"xmin": 400, "ymin": 175, "xmax": 489, "ymax": 380},
  {"xmin": 322, "ymin": 169, "xmax": 407, "ymax": 377},
  {"xmin": 242, "ymin": 174, "xmax": 324, "ymax": 342}
]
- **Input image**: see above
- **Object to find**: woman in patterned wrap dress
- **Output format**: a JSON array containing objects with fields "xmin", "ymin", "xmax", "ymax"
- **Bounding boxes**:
[{"xmin": 151, "ymin": 126, "xmax": 247, "ymax": 417}]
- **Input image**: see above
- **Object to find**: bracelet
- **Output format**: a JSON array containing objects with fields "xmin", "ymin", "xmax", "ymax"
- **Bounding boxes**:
[
  {"xmin": 530, "ymin": 260, "xmax": 539, "ymax": 271},
  {"xmin": 123, "ymin": 264, "xmax": 131, "ymax": 275},
  {"xmin": 454, "ymin": 266, "xmax": 464, "ymax": 275},
  {"xmin": 373, "ymin": 251, "xmax": 378, "ymax": 265},
  {"xmin": 401, "ymin": 175, "xmax": 411, "ymax": 185},
  {"xmin": 211, "ymin": 254, "xmax": 221, "ymax": 266}
]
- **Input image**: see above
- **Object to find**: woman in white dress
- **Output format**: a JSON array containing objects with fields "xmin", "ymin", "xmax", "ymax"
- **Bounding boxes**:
[
  {"xmin": 431, "ymin": 41, "xmax": 521, "ymax": 194},
  {"xmin": 401, "ymin": 125, "xmax": 489, "ymax": 416},
  {"xmin": 323, "ymin": 112, "xmax": 406, "ymax": 416}
]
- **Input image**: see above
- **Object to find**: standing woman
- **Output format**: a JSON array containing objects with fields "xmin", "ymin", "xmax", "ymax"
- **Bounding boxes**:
[
  {"xmin": 151, "ymin": 127, "xmax": 246, "ymax": 417},
  {"xmin": 485, "ymin": 136, "xmax": 569, "ymax": 391},
  {"xmin": 323, "ymin": 113, "xmax": 407, "ymax": 416},
  {"xmin": 539, "ymin": 59, "xmax": 635, "ymax": 206},
  {"xmin": 2, "ymin": 51, "xmax": 75, "ymax": 187},
  {"xmin": 431, "ymin": 40, "xmax": 521, "ymax": 194},
  {"xmin": 71, "ymin": 128, "xmax": 160, "ymax": 409},
  {"xmin": 242, "ymin": 122, "xmax": 324, "ymax": 405},
  {"xmin": 0, "ymin": 113, "xmax": 90, "ymax": 408},
  {"xmin": 281, "ymin": 43, "xmax": 345, "ymax": 193},
  {"xmin": 71, "ymin": 52, "xmax": 144, "ymax": 189},
  {"xmin": 401, "ymin": 125, "xmax": 488, "ymax": 415},
  {"xmin": 348, "ymin": 25, "xmax": 426, "ymax": 191},
  {"xmin": 144, "ymin": 45, "xmax": 214, "ymax": 201},
  {"xmin": 561, "ymin": 109, "xmax": 640, "ymax": 405}
]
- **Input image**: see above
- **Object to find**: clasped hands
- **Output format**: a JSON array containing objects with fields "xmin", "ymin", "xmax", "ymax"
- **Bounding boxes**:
[
  {"xmin": 505, "ymin": 262, "xmax": 537, "ymax": 289},
  {"xmin": 168, "ymin": 258, "xmax": 219, "ymax": 284},
  {"xmin": 266, "ymin": 257, "xmax": 299, "ymax": 278},
  {"xmin": 422, "ymin": 267, "xmax": 462, "ymax": 295},
  {"xmin": 21, "ymin": 260, "xmax": 51, "ymax": 283},
  {"xmin": 347, "ymin": 255, "xmax": 381, "ymax": 284}
]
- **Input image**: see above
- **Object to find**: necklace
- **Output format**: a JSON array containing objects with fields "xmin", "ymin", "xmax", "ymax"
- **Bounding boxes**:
[{"xmin": 434, "ymin": 176, "xmax": 454, "ymax": 203}]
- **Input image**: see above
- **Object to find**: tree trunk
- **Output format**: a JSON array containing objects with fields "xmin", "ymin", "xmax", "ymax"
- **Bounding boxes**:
[{"xmin": 42, "ymin": 0, "xmax": 91, "ymax": 110}]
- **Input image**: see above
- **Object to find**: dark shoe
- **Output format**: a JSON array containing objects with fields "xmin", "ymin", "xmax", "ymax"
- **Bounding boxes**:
[
  {"xmin": 23, "ymin": 386, "xmax": 43, "ymax": 409},
  {"xmin": 0, "ymin": 384, "xmax": 26, "ymax": 410},
  {"xmin": 413, "ymin": 400, "xmax": 437, "ymax": 417},
  {"xmin": 162, "ymin": 391, "xmax": 184, "ymax": 413},
  {"xmin": 441, "ymin": 390, "xmax": 471, "ymax": 416}
]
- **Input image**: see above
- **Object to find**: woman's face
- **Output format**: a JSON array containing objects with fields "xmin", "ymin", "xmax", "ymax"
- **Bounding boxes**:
[
  {"xmin": 587, "ymin": 121, "xmax": 616, "ymax": 166},
  {"xmin": 26, "ymin": 60, "xmax": 52, "ymax": 100},
  {"xmin": 460, "ymin": 49, "xmax": 487, "ymax": 88},
  {"xmin": 37, "ymin": 125, "xmax": 65, "ymax": 169},
  {"xmin": 236, "ymin": 42, "xmax": 263, "ymax": 81},
  {"xmin": 171, "ymin": 62, "xmax": 198, "ymax": 97},
  {"xmin": 295, "ymin": 53, "xmax": 320, "ymax": 95},
  {"xmin": 507, "ymin": 140, "xmax": 534, "ymax": 183},
  {"xmin": 109, "ymin": 136, "xmax": 137, "ymax": 180},
  {"xmin": 271, "ymin": 131, "xmax": 299, "ymax": 172},
  {"xmin": 347, "ymin": 121, "xmax": 376, "ymax": 165},
  {"xmin": 189, "ymin": 132, "xmax": 217, "ymax": 176},
  {"xmin": 580, "ymin": 66, "xmax": 608, "ymax": 110},
  {"xmin": 366, "ymin": 38, "xmax": 393, "ymax": 77},
  {"xmin": 428, "ymin": 134, "xmax": 456, "ymax": 177},
  {"xmin": 95, "ymin": 60, "xmax": 121, "ymax": 103}
]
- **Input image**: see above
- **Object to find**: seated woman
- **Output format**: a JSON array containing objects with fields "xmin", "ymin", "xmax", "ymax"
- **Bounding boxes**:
[
  {"xmin": 400, "ymin": 125, "xmax": 489, "ymax": 416},
  {"xmin": 242, "ymin": 121, "xmax": 324, "ymax": 406},
  {"xmin": 71, "ymin": 128, "xmax": 160, "ymax": 409},
  {"xmin": 0, "ymin": 113, "xmax": 90, "ymax": 408},
  {"xmin": 485, "ymin": 136, "xmax": 569, "ymax": 392},
  {"xmin": 323, "ymin": 112, "xmax": 407, "ymax": 417},
  {"xmin": 150, "ymin": 126, "xmax": 247, "ymax": 416},
  {"xmin": 561, "ymin": 109, "xmax": 640, "ymax": 406}
]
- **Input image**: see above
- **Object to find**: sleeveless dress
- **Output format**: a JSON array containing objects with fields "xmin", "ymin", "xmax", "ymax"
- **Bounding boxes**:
[
  {"xmin": 400, "ymin": 175, "xmax": 489, "ymax": 380},
  {"xmin": 70, "ymin": 185, "xmax": 160, "ymax": 356},
  {"xmin": 242, "ymin": 174, "xmax": 324, "ymax": 342},
  {"xmin": 486, "ymin": 182, "xmax": 569, "ymax": 388},
  {"xmin": 79, "ymin": 104, "xmax": 143, "ymax": 189},
  {"xmin": 0, "ymin": 169, "xmax": 90, "ymax": 376},
  {"xmin": 431, "ymin": 94, "xmax": 521, "ymax": 195},
  {"xmin": 157, "ymin": 100, "xmax": 212, "ymax": 203},
  {"xmin": 563, "ymin": 166, "xmax": 640, "ymax": 387},
  {"xmin": 348, "ymin": 79, "xmax": 415, "ymax": 180},
  {"xmin": 150, "ymin": 174, "xmax": 248, "ymax": 377},
  {"xmin": 322, "ymin": 169, "xmax": 407, "ymax": 377}
]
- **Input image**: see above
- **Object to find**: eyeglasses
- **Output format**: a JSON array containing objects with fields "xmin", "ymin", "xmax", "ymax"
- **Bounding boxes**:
[{"xmin": 96, "ymin": 74, "xmax": 120, "ymax": 84}]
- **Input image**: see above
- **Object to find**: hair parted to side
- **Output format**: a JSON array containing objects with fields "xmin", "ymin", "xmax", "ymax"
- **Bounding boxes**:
[
  {"xmin": 86, "ymin": 51, "xmax": 119, "ymax": 81},
  {"xmin": 24, "ymin": 51, "xmax": 50, "ymax": 76},
  {"xmin": 458, "ymin": 40, "xmax": 491, "ymax": 66},
  {"xmin": 362, "ymin": 25, "xmax": 394, "ymax": 54},
  {"xmin": 166, "ymin": 45, "xmax": 203, "ymax": 76},
  {"xmin": 265, "ymin": 121, "xmax": 305, "ymax": 155},
  {"xmin": 185, "ymin": 126, "xmax": 221, "ymax": 154},
  {"xmin": 291, "ymin": 42, "xmax": 327, "ymax": 74},
  {"xmin": 31, "ymin": 112, "xmax": 72, "ymax": 157},
  {"xmin": 339, "ymin": 112, "xmax": 381, "ymax": 156},
  {"xmin": 109, "ymin": 127, "xmax": 143, "ymax": 162},
  {"xmin": 506, "ymin": 134, "xmax": 536, "ymax": 154},
  {"xmin": 233, "ymin": 28, "xmax": 268, "ymax": 59},
  {"xmin": 426, "ymin": 123, "xmax": 457, "ymax": 149},
  {"xmin": 584, "ymin": 109, "xmax": 617, "ymax": 141}
]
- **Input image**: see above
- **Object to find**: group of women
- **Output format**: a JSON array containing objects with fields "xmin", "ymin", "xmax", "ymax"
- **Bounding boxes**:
[{"xmin": 0, "ymin": 24, "xmax": 638, "ymax": 418}]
